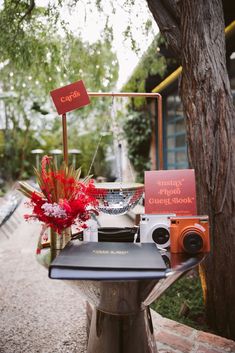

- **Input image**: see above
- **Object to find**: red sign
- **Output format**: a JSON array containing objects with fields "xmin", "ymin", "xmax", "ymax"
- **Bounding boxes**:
[
  {"xmin": 50, "ymin": 80, "xmax": 90, "ymax": 115},
  {"xmin": 144, "ymin": 169, "xmax": 197, "ymax": 215}
]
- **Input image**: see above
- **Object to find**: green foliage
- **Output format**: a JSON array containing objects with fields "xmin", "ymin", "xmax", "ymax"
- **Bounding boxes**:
[
  {"xmin": 0, "ymin": 130, "xmax": 4, "ymax": 154},
  {"xmin": 2, "ymin": 113, "xmax": 39, "ymax": 180},
  {"xmin": 121, "ymin": 34, "xmax": 173, "ymax": 179},
  {"xmin": 63, "ymin": 36, "xmax": 118, "ymax": 94},
  {"xmin": 0, "ymin": 1, "xmax": 60, "ymax": 72},
  {"xmin": 123, "ymin": 111, "xmax": 151, "ymax": 182},
  {"xmin": 122, "ymin": 35, "xmax": 166, "ymax": 109},
  {"xmin": 151, "ymin": 271, "xmax": 210, "ymax": 331},
  {"xmin": 62, "ymin": 0, "xmax": 155, "ymax": 54},
  {"xmin": 0, "ymin": 1, "xmax": 164, "ymax": 184},
  {"xmin": 74, "ymin": 132, "xmax": 112, "ymax": 178},
  {"xmin": 0, "ymin": 1, "xmax": 119, "ymax": 183},
  {"xmin": 121, "ymin": 35, "xmax": 167, "ymax": 180}
]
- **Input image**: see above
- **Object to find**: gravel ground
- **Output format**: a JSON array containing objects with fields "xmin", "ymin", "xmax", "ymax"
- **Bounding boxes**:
[
  {"xmin": 0, "ymin": 202, "xmax": 88, "ymax": 353},
  {"xmin": 0, "ymin": 201, "xmax": 134, "ymax": 353}
]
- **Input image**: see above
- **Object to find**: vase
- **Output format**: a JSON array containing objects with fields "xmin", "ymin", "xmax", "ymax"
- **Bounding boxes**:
[{"xmin": 50, "ymin": 227, "xmax": 71, "ymax": 261}]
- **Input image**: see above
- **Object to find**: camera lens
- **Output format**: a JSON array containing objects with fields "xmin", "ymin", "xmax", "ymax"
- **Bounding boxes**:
[
  {"xmin": 152, "ymin": 227, "xmax": 170, "ymax": 245},
  {"xmin": 183, "ymin": 232, "xmax": 203, "ymax": 254}
]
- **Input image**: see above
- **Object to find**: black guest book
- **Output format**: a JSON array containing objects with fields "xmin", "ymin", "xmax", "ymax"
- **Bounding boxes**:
[{"xmin": 49, "ymin": 240, "xmax": 167, "ymax": 280}]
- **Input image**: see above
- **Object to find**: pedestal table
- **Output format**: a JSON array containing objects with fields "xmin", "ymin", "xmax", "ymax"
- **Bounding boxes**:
[{"xmin": 44, "ymin": 236, "xmax": 205, "ymax": 353}]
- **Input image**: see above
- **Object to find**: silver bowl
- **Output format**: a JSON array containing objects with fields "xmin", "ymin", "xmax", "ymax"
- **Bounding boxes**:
[{"xmin": 93, "ymin": 182, "xmax": 144, "ymax": 215}]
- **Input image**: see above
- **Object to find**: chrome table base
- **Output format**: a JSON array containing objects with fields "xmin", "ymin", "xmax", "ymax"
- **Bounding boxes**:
[
  {"xmin": 87, "ymin": 306, "xmax": 157, "ymax": 353},
  {"xmin": 44, "ymin": 237, "xmax": 205, "ymax": 353}
]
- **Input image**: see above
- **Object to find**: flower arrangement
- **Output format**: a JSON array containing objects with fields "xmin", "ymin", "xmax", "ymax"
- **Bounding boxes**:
[{"xmin": 19, "ymin": 155, "xmax": 99, "ymax": 252}]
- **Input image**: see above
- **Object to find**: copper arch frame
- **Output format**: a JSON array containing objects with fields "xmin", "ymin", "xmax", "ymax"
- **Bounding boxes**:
[{"xmin": 62, "ymin": 92, "xmax": 163, "ymax": 170}]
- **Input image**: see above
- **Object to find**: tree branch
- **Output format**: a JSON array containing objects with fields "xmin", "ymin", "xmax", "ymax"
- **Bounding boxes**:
[
  {"xmin": 146, "ymin": 0, "xmax": 181, "ymax": 59},
  {"xmin": 19, "ymin": 0, "xmax": 35, "ymax": 22}
]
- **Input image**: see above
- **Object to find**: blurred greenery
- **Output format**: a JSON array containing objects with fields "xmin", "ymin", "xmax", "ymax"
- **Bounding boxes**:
[
  {"xmin": 0, "ymin": 1, "xmax": 118, "ymax": 184},
  {"xmin": 123, "ymin": 111, "xmax": 151, "ymax": 182},
  {"xmin": 122, "ymin": 35, "xmax": 167, "ymax": 109},
  {"xmin": 0, "ymin": 2, "xmax": 171, "ymax": 185},
  {"xmin": 121, "ymin": 34, "xmax": 171, "ymax": 180}
]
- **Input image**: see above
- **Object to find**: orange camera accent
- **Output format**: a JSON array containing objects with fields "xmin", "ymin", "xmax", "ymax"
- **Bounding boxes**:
[{"xmin": 170, "ymin": 216, "xmax": 210, "ymax": 254}]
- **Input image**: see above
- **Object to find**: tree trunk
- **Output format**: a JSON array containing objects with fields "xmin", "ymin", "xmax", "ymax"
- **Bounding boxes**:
[
  {"xmin": 180, "ymin": 0, "xmax": 235, "ymax": 339},
  {"xmin": 147, "ymin": 0, "xmax": 235, "ymax": 339}
]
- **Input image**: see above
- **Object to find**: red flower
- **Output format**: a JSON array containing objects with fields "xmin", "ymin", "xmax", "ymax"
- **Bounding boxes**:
[
  {"xmin": 59, "ymin": 199, "xmax": 72, "ymax": 213},
  {"xmin": 23, "ymin": 157, "xmax": 100, "ymax": 234}
]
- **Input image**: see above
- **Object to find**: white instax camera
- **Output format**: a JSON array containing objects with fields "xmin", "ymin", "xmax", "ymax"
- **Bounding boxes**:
[{"xmin": 139, "ymin": 214, "xmax": 176, "ymax": 248}]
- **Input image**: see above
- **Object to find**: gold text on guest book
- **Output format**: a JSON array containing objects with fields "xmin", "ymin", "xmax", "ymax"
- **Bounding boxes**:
[{"xmin": 92, "ymin": 250, "xmax": 128, "ymax": 255}]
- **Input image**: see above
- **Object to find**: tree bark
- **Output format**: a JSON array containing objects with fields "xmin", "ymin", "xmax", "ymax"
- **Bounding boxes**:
[
  {"xmin": 147, "ymin": 0, "xmax": 235, "ymax": 339},
  {"xmin": 180, "ymin": 0, "xmax": 235, "ymax": 339},
  {"xmin": 146, "ymin": 0, "xmax": 181, "ymax": 58}
]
